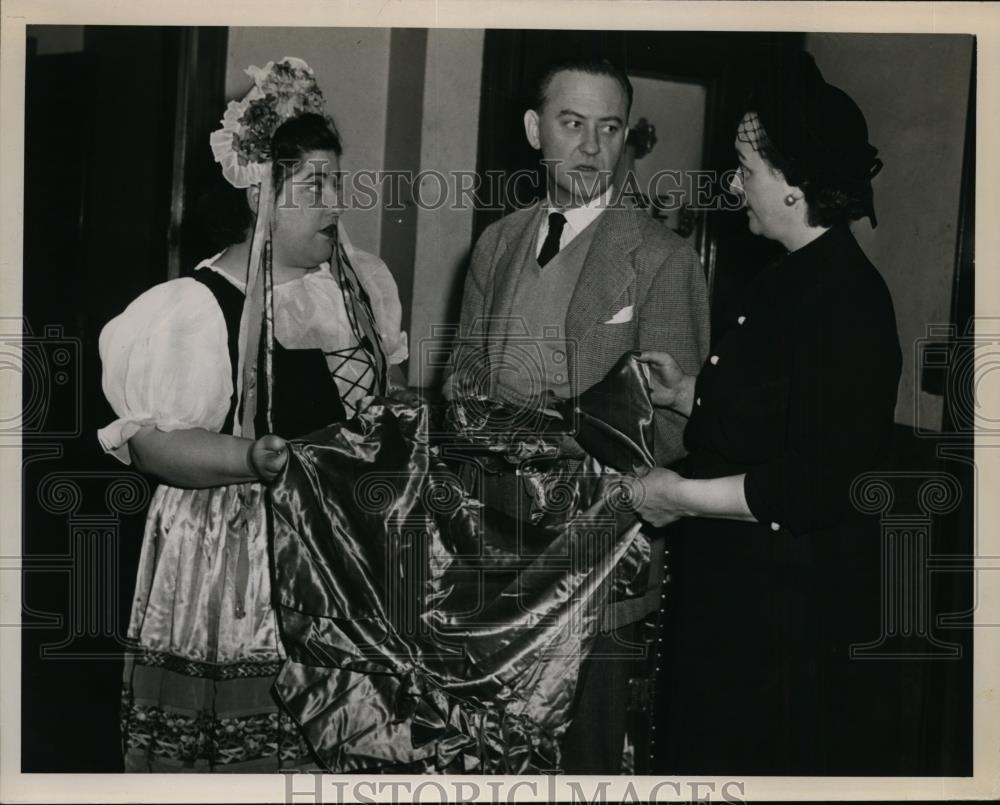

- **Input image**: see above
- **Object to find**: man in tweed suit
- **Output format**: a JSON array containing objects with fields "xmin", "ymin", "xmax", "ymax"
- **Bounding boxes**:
[{"xmin": 447, "ymin": 57, "xmax": 710, "ymax": 772}]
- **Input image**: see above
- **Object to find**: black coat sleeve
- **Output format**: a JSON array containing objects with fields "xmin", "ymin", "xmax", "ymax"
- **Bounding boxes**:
[{"xmin": 743, "ymin": 268, "xmax": 902, "ymax": 535}]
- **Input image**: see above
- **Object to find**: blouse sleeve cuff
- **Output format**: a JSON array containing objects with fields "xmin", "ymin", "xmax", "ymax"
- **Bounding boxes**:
[
  {"xmin": 97, "ymin": 416, "xmax": 200, "ymax": 465},
  {"xmin": 97, "ymin": 418, "xmax": 148, "ymax": 465}
]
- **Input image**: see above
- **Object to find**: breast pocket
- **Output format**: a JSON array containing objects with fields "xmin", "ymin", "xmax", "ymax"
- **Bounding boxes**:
[{"xmin": 603, "ymin": 304, "xmax": 634, "ymax": 325}]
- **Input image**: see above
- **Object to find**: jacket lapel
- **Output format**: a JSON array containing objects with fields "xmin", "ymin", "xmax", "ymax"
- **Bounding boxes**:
[
  {"xmin": 489, "ymin": 202, "xmax": 545, "ymax": 338},
  {"xmin": 565, "ymin": 206, "xmax": 642, "ymax": 343}
]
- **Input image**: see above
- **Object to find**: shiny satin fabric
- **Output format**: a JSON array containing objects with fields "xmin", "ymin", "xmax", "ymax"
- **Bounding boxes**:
[
  {"xmin": 129, "ymin": 482, "xmax": 283, "ymax": 665},
  {"xmin": 554, "ymin": 350, "xmax": 656, "ymax": 473},
  {"xmin": 270, "ymin": 352, "xmax": 657, "ymax": 772}
]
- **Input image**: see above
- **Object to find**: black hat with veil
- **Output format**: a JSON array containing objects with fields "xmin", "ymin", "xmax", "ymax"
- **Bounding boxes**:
[{"xmin": 738, "ymin": 51, "xmax": 883, "ymax": 227}]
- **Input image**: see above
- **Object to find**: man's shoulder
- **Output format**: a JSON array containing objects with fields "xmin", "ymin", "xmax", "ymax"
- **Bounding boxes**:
[
  {"xmin": 478, "ymin": 203, "xmax": 541, "ymax": 240},
  {"xmin": 468, "ymin": 204, "xmax": 541, "ymax": 272},
  {"xmin": 633, "ymin": 208, "xmax": 692, "ymax": 251},
  {"xmin": 604, "ymin": 204, "xmax": 698, "ymax": 261}
]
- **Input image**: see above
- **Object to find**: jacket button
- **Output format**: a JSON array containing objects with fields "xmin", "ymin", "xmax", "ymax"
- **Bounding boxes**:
[
  {"xmin": 709, "ymin": 355, "xmax": 719, "ymax": 365},
  {"xmin": 737, "ymin": 315, "xmax": 747, "ymax": 325},
  {"xmin": 771, "ymin": 521, "xmax": 781, "ymax": 531}
]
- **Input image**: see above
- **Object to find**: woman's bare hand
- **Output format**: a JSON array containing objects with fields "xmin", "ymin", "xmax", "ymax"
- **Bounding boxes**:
[
  {"xmin": 388, "ymin": 386, "xmax": 425, "ymax": 407},
  {"xmin": 248, "ymin": 434, "xmax": 289, "ymax": 483},
  {"xmin": 635, "ymin": 351, "xmax": 697, "ymax": 416},
  {"xmin": 622, "ymin": 467, "xmax": 688, "ymax": 527}
]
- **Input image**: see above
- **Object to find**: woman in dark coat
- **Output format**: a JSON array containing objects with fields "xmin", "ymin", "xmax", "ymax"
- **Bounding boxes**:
[{"xmin": 632, "ymin": 53, "xmax": 903, "ymax": 774}]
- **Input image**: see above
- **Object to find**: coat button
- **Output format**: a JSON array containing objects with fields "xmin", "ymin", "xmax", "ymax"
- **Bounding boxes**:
[
  {"xmin": 710, "ymin": 355, "xmax": 719, "ymax": 365},
  {"xmin": 695, "ymin": 397, "xmax": 702, "ymax": 407},
  {"xmin": 771, "ymin": 521, "xmax": 781, "ymax": 531},
  {"xmin": 737, "ymin": 315, "xmax": 747, "ymax": 325}
]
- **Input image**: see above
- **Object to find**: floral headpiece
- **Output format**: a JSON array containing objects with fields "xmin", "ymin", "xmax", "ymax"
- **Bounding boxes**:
[{"xmin": 210, "ymin": 56, "xmax": 334, "ymax": 188}]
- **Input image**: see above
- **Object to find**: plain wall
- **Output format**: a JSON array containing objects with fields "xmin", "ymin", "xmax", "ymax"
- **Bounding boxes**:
[
  {"xmin": 226, "ymin": 27, "xmax": 392, "ymax": 255},
  {"xmin": 409, "ymin": 29, "xmax": 485, "ymax": 388},
  {"xmin": 805, "ymin": 34, "xmax": 974, "ymax": 429},
  {"xmin": 627, "ymin": 74, "xmax": 707, "ymax": 207},
  {"xmin": 379, "ymin": 29, "xmax": 429, "ymax": 346}
]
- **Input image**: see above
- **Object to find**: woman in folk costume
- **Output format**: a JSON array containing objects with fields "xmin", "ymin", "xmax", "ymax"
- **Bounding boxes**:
[{"xmin": 97, "ymin": 57, "xmax": 409, "ymax": 771}]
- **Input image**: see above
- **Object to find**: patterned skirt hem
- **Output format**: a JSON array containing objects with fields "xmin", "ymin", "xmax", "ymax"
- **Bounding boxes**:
[{"xmin": 121, "ymin": 652, "xmax": 314, "ymax": 772}]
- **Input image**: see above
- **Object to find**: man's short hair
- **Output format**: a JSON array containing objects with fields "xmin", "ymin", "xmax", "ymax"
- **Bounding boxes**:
[{"xmin": 531, "ymin": 57, "xmax": 633, "ymax": 117}]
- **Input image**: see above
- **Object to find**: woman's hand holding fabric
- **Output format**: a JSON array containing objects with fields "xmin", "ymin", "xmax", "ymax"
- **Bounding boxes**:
[
  {"xmin": 385, "ymin": 362, "xmax": 424, "ymax": 407},
  {"xmin": 248, "ymin": 434, "xmax": 289, "ymax": 483},
  {"xmin": 625, "ymin": 468, "xmax": 756, "ymax": 527},
  {"xmin": 387, "ymin": 386, "xmax": 425, "ymax": 408},
  {"xmin": 623, "ymin": 467, "xmax": 688, "ymax": 527},
  {"xmin": 635, "ymin": 351, "xmax": 696, "ymax": 416}
]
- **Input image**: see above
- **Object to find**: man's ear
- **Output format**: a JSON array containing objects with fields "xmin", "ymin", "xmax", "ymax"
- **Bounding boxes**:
[
  {"xmin": 523, "ymin": 109, "xmax": 542, "ymax": 151},
  {"xmin": 246, "ymin": 184, "xmax": 261, "ymax": 217}
]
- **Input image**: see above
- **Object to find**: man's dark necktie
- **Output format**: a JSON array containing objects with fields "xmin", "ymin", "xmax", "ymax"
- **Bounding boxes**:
[{"xmin": 537, "ymin": 211, "xmax": 567, "ymax": 267}]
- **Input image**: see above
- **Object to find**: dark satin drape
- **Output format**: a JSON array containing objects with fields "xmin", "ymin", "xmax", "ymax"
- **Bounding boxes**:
[{"xmin": 268, "ymin": 353, "xmax": 656, "ymax": 773}]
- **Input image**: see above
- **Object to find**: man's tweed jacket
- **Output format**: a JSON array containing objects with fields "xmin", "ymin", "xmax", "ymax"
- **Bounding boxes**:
[{"xmin": 450, "ymin": 199, "xmax": 710, "ymax": 467}]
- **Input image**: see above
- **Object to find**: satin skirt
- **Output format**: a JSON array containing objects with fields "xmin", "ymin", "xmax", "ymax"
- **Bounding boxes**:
[{"xmin": 120, "ymin": 483, "xmax": 312, "ymax": 770}]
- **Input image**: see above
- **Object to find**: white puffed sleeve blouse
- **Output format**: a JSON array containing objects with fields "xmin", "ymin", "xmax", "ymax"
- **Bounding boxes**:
[
  {"xmin": 98, "ymin": 242, "xmax": 408, "ymax": 465},
  {"xmin": 97, "ymin": 278, "xmax": 232, "ymax": 465}
]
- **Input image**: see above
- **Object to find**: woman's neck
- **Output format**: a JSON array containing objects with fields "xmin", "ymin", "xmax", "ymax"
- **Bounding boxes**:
[
  {"xmin": 213, "ymin": 238, "xmax": 315, "ymax": 285},
  {"xmin": 781, "ymin": 223, "xmax": 831, "ymax": 253}
]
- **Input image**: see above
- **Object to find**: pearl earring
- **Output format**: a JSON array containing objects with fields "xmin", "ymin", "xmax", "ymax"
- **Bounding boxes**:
[{"xmin": 784, "ymin": 194, "xmax": 796, "ymax": 206}]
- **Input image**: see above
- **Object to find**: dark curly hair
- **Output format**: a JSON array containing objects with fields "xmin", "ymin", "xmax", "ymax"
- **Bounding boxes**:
[
  {"xmin": 195, "ymin": 112, "xmax": 343, "ymax": 250},
  {"xmin": 270, "ymin": 112, "xmax": 342, "ymax": 192}
]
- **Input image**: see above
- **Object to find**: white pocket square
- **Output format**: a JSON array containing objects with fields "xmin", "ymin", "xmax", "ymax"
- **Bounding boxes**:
[{"xmin": 603, "ymin": 305, "xmax": 634, "ymax": 325}]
